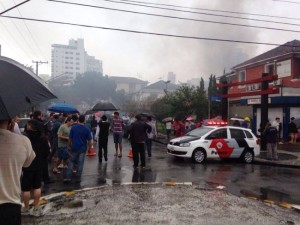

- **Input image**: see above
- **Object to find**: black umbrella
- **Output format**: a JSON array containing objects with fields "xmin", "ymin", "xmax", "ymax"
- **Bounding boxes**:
[
  {"xmin": 0, "ymin": 56, "xmax": 56, "ymax": 120},
  {"xmin": 91, "ymin": 101, "xmax": 118, "ymax": 111},
  {"xmin": 84, "ymin": 109, "xmax": 94, "ymax": 115},
  {"xmin": 140, "ymin": 112, "xmax": 155, "ymax": 118}
]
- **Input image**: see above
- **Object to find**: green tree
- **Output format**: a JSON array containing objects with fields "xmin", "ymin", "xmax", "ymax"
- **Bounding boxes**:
[
  {"xmin": 208, "ymin": 74, "xmax": 221, "ymax": 118},
  {"xmin": 71, "ymin": 72, "xmax": 116, "ymax": 105},
  {"xmin": 151, "ymin": 97, "xmax": 172, "ymax": 120},
  {"xmin": 194, "ymin": 77, "xmax": 208, "ymax": 119}
]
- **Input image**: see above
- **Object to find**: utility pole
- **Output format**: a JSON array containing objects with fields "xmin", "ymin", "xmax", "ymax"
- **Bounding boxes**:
[{"xmin": 32, "ymin": 60, "xmax": 48, "ymax": 76}]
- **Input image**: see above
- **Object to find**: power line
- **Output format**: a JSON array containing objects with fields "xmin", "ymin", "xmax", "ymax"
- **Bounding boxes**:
[
  {"xmin": 32, "ymin": 60, "xmax": 48, "ymax": 76},
  {"xmin": 0, "ymin": 0, "xmax": 30, "ymax": 15},
  {"xmin": 12, "ymin": 0, "xmax": 47, "ymax": 60},
  {"xmin": 91, "ymin": 0, "xmax": 300, "ymax": 27},
  {"xmin": 273, "ymin": 0, "xmax": 300, "ymax": 4},
  {"xmin": 0, "ymin": 2, "xmax": 40, "ymax": 59},
  {"xmin": 0, "ymin": 11, "xmax": 32, "ymax": 60},
  {"xmin": 0, "ymin": 14, "xmax": 288, "ymax": 47},
  {"xmin": 121, "ymin": 0, "xmax": 300, "ymax": 21},
  {"xmin": 0, "ymin": 21, "xmax": 26, "ymax": 58},
  {"xmin": 47, "ymin": 0, "xmax": 300, "ymax": 34}
]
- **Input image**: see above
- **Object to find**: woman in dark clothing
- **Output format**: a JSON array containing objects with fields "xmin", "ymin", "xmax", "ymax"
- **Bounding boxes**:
[
  {"xmin": 21, "ymin": 120, "xmax": 50, "ymax": 216},
  {"xmin": 289, "ymin": 117, "xmax": 298, "ymax": 144}
]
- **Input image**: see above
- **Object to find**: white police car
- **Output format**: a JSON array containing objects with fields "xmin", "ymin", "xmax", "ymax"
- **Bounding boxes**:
[{"xmin": 167, "ymin": 126, "xmax": 260, "ymax": 164}]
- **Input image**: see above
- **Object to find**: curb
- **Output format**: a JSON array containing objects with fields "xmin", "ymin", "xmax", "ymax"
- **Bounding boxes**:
[{"xmin": 253, "ymin": 159, "xmax": 300, "ymax": 169}]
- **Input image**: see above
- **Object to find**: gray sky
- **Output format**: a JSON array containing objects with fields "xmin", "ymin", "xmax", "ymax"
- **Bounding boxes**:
[{"xmin": 0, "ymin": 0, "xmax": 299, "ymax": 83}]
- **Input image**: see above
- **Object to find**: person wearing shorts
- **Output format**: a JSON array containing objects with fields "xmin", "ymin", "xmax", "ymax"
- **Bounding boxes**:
[
  {"xmin": 0, "ymin": 119, "xmax": 35, "ymax": 224},
  {"xmin": 21, "ymin": 120, "xmax": 50, "ymax": 215},
  {"xmin": 53, "ymin": 117, "xmax": 73, "ymax": 173},
  {"xmin": 112, "ymin": 112, "xmax": 124, "ymax": 157}
]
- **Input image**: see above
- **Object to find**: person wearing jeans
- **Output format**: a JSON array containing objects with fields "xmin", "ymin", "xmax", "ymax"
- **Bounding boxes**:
[{"xmin": 64, "ymin": 115, "xmax": 92, "ymax": 183}]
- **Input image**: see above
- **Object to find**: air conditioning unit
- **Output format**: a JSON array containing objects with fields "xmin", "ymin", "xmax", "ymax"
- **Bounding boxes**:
[
  {"xmin": 273, "ymin": 79, "xmax": 283, "ymax": 86},
  {"xmin": 246, "ymin": 85, "xmax": 252, "ymax": 91},
  {"xmin": 252, "ymin": 84, "xmax": 261, "ymax": 90}
]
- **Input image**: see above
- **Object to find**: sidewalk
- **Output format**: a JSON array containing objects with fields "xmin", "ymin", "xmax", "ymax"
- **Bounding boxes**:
[{"xmin": 255, "ymin": 143, "xmax": 300, "ymax": 168}]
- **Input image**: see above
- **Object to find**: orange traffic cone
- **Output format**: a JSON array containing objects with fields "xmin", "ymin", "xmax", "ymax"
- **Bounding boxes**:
[
  {"xmin": 128, "ymin": 148, "xmax": 133, "ymax": 158},
  {"xmin": 86, "ymin": 146, "xmax": 96, "ymax": 156}
]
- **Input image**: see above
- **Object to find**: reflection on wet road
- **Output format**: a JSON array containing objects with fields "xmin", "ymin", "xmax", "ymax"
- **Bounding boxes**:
[{"xmin": 44, "ymin": 137, "xmax": 300, "ymax": 205}]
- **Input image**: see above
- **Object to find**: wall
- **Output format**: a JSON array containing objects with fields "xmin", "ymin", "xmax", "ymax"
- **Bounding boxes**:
[
  {"xmin": 229, "ymin": 104, "xmax": 252, "ymax": 119},
  {"xmin": 293, "ymin": 58, "xmax": 300, "ymax": 79}
]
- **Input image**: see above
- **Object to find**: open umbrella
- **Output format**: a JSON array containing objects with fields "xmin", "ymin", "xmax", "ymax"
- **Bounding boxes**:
[
  {"xmin": 48, "ymin": 102, "xmax": 79, "ymax": 114},
  {"xmin": 84, "ymin": 109, "xmax": 94, "ymax": 115},
  {"xmin": 0, "ymin": 56, "xmax": 56, "ymax": 120},
  {"xmin": 91, "ymin": 101, "xmax": 118, "ymax": 111},
  {"xmin": 162, "ymin": 117, "xmax": 173, "ymax": 122},
  {"xmin": 230, "ymin": 117, "xmax": 244, "ymax": 122}
]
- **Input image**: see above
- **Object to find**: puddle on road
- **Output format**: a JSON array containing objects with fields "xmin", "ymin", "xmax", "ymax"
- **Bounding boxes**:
[
  {"xmin": 240, "ymin": 188, "xmax": 300, "ymax": 207},
  {"xmin": 41, "ymin": 198, "xmax": 97, "ymax": 216}
]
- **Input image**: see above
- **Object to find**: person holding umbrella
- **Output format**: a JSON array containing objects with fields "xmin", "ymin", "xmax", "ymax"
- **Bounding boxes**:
[{"xmin": 97, "ymin": 115, "xmax": 110, "ymax": 163}]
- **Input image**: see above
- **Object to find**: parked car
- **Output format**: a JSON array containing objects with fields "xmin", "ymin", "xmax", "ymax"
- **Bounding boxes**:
[
  {"xmin": 17, "ymin": 117, "xmax": 30, "ymax": 134},
  {"xmin": 167, "ymin": 126, "xmax": 260, "ymax": 164}
]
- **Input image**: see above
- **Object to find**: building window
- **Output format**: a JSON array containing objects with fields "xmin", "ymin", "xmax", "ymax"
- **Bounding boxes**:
[
  {"xmin": 238, "ymin": 70, "xmax": 246, "ymax": 88},
  {"xmin": 276, "ymin": 60, "xmax": 291, "ymax": 78},
  {"xmin": 76, "ymin": 53, "xmax": 80, "ymax": 55},
  {"xmin": 76, "ymin": 67, "xmax": 80, "ymax": 70},
  {"xmin": 265, "ymin": 63, "xmax": 275, "ymax": 74}
]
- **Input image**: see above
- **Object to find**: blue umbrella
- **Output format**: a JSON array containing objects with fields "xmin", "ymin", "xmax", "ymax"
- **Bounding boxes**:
[{"xmin": 48, "ymin": 102, "xmax": 79, "ymax": 114}]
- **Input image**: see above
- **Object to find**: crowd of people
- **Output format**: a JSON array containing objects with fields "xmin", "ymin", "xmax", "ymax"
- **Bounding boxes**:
[
  {"xmin": 0, "ymin": 110, "xmax": 161, "ymax": 223},
  {"xmin": 1, "ymin": 109, "xmax": 298, "ymax": 223}
]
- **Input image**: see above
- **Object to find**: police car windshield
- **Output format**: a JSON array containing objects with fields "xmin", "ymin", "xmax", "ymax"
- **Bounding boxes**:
[{"xmin": 186, "ymin": 127, "xmax": 214, "ymax": 137}]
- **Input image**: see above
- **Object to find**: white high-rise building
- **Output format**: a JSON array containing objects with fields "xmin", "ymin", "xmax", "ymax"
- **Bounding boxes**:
[
  {"xmin": 167, "ymin": 72, "xmax": 176, "ymax": 84},
  {"xmin": 51, "ymin": 38, "xmax": 102, "ymax": 81}
]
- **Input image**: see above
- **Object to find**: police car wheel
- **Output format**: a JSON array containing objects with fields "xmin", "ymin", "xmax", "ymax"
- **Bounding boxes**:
[
  {"xmin": 192, "ymin": 148, "xmax": 206, "ymax": 164},
  {"xmin": 242, "ymin": 150, "xmax": 254, "ymax": 164}
]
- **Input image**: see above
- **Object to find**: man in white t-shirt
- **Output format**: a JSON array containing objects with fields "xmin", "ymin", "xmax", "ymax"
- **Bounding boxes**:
[{"xmin": 0, "ymin": 119, "xmax": 35, "ymax": 224}]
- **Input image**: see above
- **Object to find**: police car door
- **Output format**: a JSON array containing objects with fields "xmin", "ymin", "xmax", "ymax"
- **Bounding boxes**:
[
  {"xmin": 228, "ymin": 128, "xmax": 248, "ymax": 157},
  {"xmin": 205, "ymin": 128, "xmax": 232, "ymax": 159}
]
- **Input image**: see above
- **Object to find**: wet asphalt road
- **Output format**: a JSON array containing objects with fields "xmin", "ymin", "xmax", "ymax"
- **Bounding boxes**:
[{"xmin": 44, "ymin": 136, "xmax": 300, "ymax": 205}]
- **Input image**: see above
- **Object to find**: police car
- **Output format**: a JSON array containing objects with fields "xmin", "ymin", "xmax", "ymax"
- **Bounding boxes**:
[{"xmin": 167, "ymin": 126, "xmax": 260, "ymax": 164}]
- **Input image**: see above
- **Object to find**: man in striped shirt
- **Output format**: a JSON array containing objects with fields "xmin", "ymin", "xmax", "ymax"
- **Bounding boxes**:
[{"xmin": 112, "ymin": 112, "xmax": 124, "ymax": 157}]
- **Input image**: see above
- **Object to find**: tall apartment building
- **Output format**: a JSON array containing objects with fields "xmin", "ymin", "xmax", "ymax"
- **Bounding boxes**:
[
  {"xmin": 167, "ymin": 72, "xmax": 176, "ymax": 84},
  {"xmin": 51, "ymin": 38, "xmax": 102, "ymax": 81}
]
